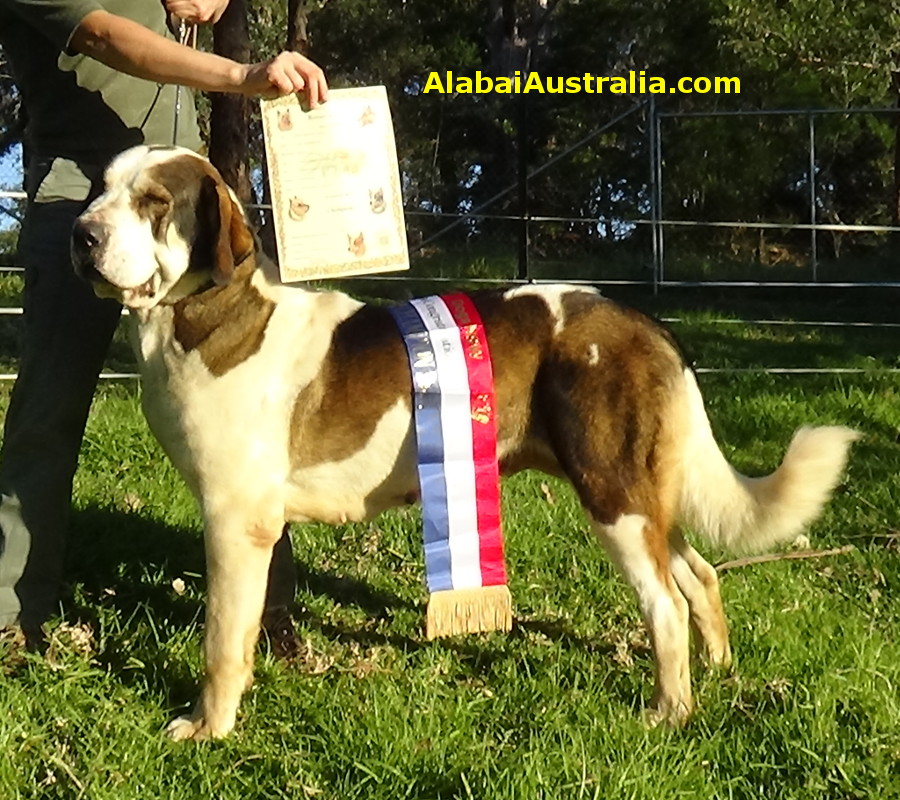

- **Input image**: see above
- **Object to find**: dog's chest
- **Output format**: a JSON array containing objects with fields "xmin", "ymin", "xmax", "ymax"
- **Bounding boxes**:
[{"xmin": 130, "ymin": 298, "xmax": 339, "ymax": 498}]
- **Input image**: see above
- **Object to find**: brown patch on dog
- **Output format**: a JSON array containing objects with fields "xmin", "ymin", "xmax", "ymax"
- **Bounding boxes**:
[
  {"xmin": 288, "ymin": 291, "xmax": 560, "ymax": 471},
  {"xmin": 283, "ymin": 284, "xmax": 696, "ymax": 590},
  {"xmin": 533, "ymin": 294, "xmax": 687, "ymax": 533},
  {"xmin": 467, "ymin": 292, "xmax": 558, "ymax": 474},
  {"xmin": 172, "ymin": 256, "xmax": 274, "ymax": 377},
  {"xmin": 138, "ymin": 154, "xmax": 254, "ymax": 285},
  {"xmin": 207, "ymin": 175, "xmax": 255, "ymax": 285},
  {"xmin": 289, "ymin": 304, "xmax": 411, "ymax": 469},
  {"xmin": 131, "ymin": 181, "xmax": 173, "ymax": 240},
  {"xmin": 132, "ymin": 155, "xmax": 204, "ymax": 235},
  {"xmin": 151, "ymin": 146, "xmax": 270, "ymax": 378},
  {"xmin": 289, "ymin": 286, "xmax": 689, "ymax": 575}
]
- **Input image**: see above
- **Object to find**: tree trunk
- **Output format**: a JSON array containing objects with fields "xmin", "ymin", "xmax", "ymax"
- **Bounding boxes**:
[
  {"xmin": 287, "ymin": 0, "xmax": 310, "ymax": 54},
  {"xmin": 487, "ymin": 1, "xmax": 553, "ymax": 279},
  {"xmin": 891, "ymin": 65, "xmax": 900, "ymax": 229},
  {"xmin": 209, "ymin": 0, "xmax": 251, "ymax": 204},
  {"xmin": 249, "ymin": 0, "xmax": 312, "ymax": 260}
]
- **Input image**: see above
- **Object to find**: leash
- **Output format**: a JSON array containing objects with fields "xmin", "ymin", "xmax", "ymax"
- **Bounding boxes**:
[{"xmin": 172, "ymin": 20, "xmax": 197, "ymax": 145}]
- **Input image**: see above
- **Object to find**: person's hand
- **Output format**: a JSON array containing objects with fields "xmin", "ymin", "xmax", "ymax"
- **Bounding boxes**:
[
  {"xmin": 241, "ymin": 52, "xmax": 328, "ymax": 107},
  {"xmin": 165, "ymin": 0, "xmax": 229, "ymax": 25}
]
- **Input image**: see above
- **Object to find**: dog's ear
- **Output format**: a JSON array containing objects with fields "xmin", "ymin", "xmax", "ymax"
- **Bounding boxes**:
[{"xmin": 198, "ymin": 174, "xmax": 255, "ymax": 285}]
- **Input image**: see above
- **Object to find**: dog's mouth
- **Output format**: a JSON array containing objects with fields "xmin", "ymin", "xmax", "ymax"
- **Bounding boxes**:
[
  {"xmin": 91, "ymin": 274, "xmax": 158, "ymax": 307},
  {"xmin": 119, "ymin": 275, "xmax": 161, "ymax": 307}
]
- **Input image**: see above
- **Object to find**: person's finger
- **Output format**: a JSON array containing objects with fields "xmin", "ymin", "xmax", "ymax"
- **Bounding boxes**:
[
  {"xmin": 305, "ymin": 79, "xmax": 319, "ymax": 108},
  {"xmin": 245, "ymin": 55, "xmax": 329, "ymax": 103},
  {"xmin": 288, "ymin": 57, "xmax": 326, "ymax": 107},
  {"xmin": 165, "ymin": 0, "xmax": 197, "ymax": 21},
  {"xmin": 314, "ymin": 72, "xmax": 328, "ymax": 105},
  {"xmin": 269, "ymin": 69, "xmax": 294, "ymax": 95}
]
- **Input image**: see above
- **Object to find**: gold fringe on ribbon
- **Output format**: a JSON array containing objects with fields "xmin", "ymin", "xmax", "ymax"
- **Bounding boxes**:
[{"xmin": 426, "ymin": 585, "xmax": 513, "ymax": 639}]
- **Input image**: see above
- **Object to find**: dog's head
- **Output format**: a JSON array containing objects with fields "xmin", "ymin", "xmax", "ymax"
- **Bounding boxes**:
[{"xmin": 72, "ymin": 145, "xmax": 254, "ymax": 309}]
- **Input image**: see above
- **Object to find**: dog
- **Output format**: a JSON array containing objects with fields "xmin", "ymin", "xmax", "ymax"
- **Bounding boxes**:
[{"xmin": 71, "ymin": 145, "xmax": 857, "ymax": 740}]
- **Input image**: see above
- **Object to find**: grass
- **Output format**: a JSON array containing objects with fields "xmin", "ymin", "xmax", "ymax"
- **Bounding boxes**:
[{"xmin": 0, "ymin": 284, "xmax": 899, "ymax": 798}]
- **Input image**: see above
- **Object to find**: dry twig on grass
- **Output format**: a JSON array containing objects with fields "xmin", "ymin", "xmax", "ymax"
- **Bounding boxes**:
[{"xmin": 715, "ymin": 544, "xmax": 856, "ymax": 573}]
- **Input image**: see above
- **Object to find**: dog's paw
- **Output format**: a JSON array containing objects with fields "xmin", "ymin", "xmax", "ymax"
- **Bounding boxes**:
[
  {"xmin": 704, "ymin": 643, "xmax": 733, "ymax": 671},
  {"xmin": 642, "ymin": 699, "xmax": 692, "ymax": 729},
  {"xmin": 166, "ymin": 715, "xmax": 207, "ymax": 741},
  {"xmin": 165, "ymin": 714, "xmax": 224, "ymax": 742}
]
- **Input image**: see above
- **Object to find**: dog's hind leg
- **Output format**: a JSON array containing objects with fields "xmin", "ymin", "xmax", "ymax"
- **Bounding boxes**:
[
  {"xmin": 669, "ymin": 530, "xmax": 731, "ymax": 668},
  {"xmin": 591, "ymin": 513, "xmax": 692, "ymax": 725},
  {"xmin": 167, "ymin": 515, "xmax": 284, "ymax": 741}
]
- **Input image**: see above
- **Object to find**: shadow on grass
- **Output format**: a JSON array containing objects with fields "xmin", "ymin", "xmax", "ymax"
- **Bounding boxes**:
[
  {"xmin": 291, "ymin": 583, "xmax": 648, "ymax": 712},
  {"xmin": 57, "ymin": 504, "xmax": 206, "ymax": 702},
  {"xmin": 295, "ymin": 562, "xmax": 418, "ymax": 619},
  {"xmin": 291, "ymin": 565, "xmax": 632, "ymax": 658},
  {"xmin": 63, "ymin": 503, "xmax": 205, "ymax": 620},
  {"xmin": 49, "ymin": 504, "xmax": 648, "ymax": 715}
]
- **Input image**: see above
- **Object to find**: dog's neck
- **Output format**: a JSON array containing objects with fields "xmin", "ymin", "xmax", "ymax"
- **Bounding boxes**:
[{"xmin": 166, "ymin": 251, "xmax": 278, "ymax": 377}]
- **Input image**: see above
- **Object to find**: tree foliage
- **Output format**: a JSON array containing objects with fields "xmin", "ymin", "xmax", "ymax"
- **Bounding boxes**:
[
  {"xmin": 0, "ymin": 50, "xmax": 23, "ymax": 161},
  {"xmin": 2, "ymin": 0, "xmax": 898, "ymax": 267}
]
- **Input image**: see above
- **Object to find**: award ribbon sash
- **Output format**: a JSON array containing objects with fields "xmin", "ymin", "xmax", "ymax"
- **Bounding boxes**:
[{"xmin": 388, "ymin": 293, "xmax": 512, "ymax": 638}]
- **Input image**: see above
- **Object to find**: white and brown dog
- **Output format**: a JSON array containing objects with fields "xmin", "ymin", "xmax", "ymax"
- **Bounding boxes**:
[{"xmin": 72, "ymin": 145, "xmax": 857, "ymax": 740}]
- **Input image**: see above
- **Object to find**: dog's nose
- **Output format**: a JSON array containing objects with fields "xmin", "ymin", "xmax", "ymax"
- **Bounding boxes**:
[
  {"xmin": 71, "ymin": 218, "xmax": 104, "ymax": 255},
  {"xmin": 71, "ymin": 218, "xmax": 107, "ymax": 280}
]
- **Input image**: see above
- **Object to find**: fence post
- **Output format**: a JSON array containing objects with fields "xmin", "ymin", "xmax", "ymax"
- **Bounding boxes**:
[
  {"xmin": 516, "ymin": 93, "xmax": 530, "ymax": 281},
  {"xmin": 649, "ymin": 97, "xmax": 662, "ymax": 294},
  {"xmin": 808, "ymin": 111, "xmax": 818, "ymax": 281}
]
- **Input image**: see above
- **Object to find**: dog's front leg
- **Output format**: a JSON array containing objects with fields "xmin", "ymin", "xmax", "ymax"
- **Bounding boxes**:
[{"xmin": 167, "ymin": 514, "xmax": 283, "ymax": 741}]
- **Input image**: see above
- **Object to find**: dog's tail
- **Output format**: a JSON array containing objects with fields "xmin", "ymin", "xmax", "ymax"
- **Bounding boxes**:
[{"xmin": 676, "ymin": 368, "xmax": 858, "ymax": 552}]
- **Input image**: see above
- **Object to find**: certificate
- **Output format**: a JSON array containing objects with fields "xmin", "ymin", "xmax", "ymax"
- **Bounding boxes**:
[{"xmin": 260, "ymin": 86, "xmax": 409, "ymax": 282}]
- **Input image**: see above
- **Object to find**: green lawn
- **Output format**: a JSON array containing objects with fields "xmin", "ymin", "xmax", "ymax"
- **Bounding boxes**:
[{"xmin": 0, "ymin": 292, "xmax": 899, "ymax": 799}]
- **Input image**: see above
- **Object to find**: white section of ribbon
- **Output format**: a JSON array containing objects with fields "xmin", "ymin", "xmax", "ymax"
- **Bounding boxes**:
[{"xmin": 409, "ymin": 297, "xmax": 483, "ymax": 589}]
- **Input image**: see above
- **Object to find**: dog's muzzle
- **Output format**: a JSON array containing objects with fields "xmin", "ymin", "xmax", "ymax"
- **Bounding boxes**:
[{"xmin": 71, "ymin": 218, "xmax": 110, "ymax": 285}]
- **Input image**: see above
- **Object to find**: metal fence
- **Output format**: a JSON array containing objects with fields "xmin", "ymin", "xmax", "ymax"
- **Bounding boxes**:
[
  {"xmin": 0, "ymin": 100, "xmax": 898, "ymax": 378},
  {"xmin": 383, "ymin": 99, "xmax": 900, "ymax": 291},
  {"xmin": 649, "ymin": 103, "xmax": 900, "ymax": 290}
]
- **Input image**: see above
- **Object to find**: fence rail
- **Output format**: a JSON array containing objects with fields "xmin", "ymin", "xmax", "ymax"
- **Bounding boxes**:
[{"xmin": 0, "ymin": 102, "xmax": 898, "ymax": 379}]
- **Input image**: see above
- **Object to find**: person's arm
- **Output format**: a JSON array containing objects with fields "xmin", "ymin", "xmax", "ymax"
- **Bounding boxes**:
[{"xmin": 69, "ymin": 10, "xmax": 327, "ymax": 105}]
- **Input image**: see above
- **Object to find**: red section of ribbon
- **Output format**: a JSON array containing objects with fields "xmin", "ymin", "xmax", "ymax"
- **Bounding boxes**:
[{"xmin": 442, "ymin": 293, "xmax": 507, "ymax": 586}]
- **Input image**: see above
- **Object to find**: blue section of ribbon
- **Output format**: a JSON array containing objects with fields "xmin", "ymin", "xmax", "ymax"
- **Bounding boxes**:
[{"xmin": 388, "ymin": 302, "xmax": 453, "ymax": 592}]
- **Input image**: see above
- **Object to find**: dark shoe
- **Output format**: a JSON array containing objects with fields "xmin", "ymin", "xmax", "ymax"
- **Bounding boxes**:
[
  {"xmin": 0, "ymin": 622, "xmax": 47, "ymax": 658},
  {"xmin": 22, "ymin": 622, "xmax": 48, "ymax": 654},
  {"xmin": 261, "ymin": 608, "xmax": 300, "ymax": 661}
]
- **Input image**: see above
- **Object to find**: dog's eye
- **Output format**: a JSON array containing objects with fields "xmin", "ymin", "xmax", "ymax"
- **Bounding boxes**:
[
  {"xmin": 136, "ymin": 189, "xmax": 172, "ymax": 236},
  {"xmin": 138, "ymin": 191, "xmax": 171, "ymax": 214}
]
